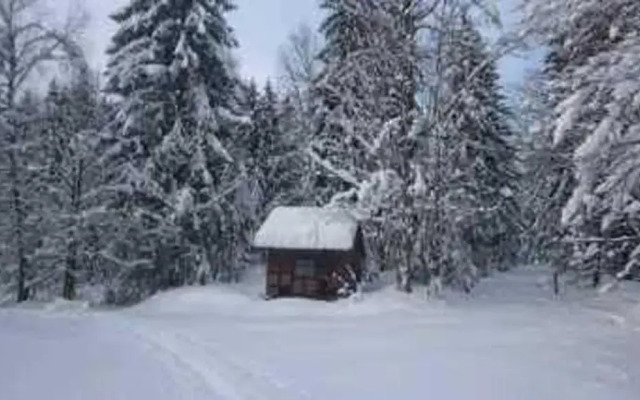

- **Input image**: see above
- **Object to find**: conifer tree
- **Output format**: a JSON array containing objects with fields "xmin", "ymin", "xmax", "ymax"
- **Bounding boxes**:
[
  {"xmin": 524, "ymin": 0, "xmax": 640, "ymax": 284},
  {"xmin": 443, "ymin": 14, "xmax": 521, "ymax": 275},
  {"xmin": 104, "ymin": 0, "xmax": 245, "ymax": 301}
]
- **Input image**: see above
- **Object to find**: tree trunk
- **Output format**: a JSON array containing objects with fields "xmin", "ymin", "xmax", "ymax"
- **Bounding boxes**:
[
  {"xmin": 16, "ymin": 254, "xmax": 28, "ymax": 302},
  {"xmin": 63, "ymin": 246, "xmax": 77, "ymax": 300},
  {"xmin": 10, "ymin": 153, "xmax": 28, "ymax": 302},
  {"xmin": 63, "ymin": 160, "xmax": 83, "ymax": 300},
  {"xmin": 5, "ymin": 16, "xmax": 28, "ymax": 302},
  {"xmin": 8, "ymin": 112, "xmax": 28, "ymax": 303},
  {"xmin": 201, "ymin": 233, "xmax": 218, "ymax": 283}
]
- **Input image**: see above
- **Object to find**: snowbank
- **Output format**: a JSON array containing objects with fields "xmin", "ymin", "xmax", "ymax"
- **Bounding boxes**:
[
  {"xmin": 43, "ymin": 298, "xmax": 90, "ymax": 314},
  {"xmin": 131, "ymin": 265, "xmax": 640, "ymax": 322},
  {"xmin": 129, "ymin": 262, "xmax": 448, "ymax": 319},
  {"xmin": 130, "ymin": 283, "xmax": 435, "ymax": 319},
  {"xmin": 2, "ymin": 265, "xmax": 639, "ymax": 400}
]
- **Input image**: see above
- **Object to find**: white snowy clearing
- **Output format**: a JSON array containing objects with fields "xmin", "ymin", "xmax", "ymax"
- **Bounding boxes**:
[{"xmin": 1, "ymin": 267, "xmax": 639, "ymax": 400}]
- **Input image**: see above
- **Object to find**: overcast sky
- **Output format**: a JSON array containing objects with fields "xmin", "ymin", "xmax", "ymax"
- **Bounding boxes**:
[{"xmin": 43, "ymin": 0, "xmax": 535, "ymax": 89}]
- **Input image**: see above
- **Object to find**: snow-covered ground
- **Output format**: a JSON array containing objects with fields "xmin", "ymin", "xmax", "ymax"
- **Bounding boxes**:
[{"xmin": 1, "ymin": 267, "xmax": 639, "ymax": 400}]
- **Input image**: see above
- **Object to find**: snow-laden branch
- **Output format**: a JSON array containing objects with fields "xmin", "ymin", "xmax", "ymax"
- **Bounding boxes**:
[{"xmin": 306, "ymin": 146, "xmax": 361, "ymax": 187}]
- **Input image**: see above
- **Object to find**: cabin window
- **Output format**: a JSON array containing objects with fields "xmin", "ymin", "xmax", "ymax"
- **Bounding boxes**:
[
  {"xmin": 280, "ymin": 273, "xmax": 292, "ymax": 286},
  {"xmin": 267, "ymin": 273, "xmax": 279, "ymax": 286},
  {"xmin": 295, "ymin": 259, "xmax": 316, "ymax": 278},
  {"xmin": 293, "ymin": 280, "xmax": 304, "ymax": 295}
]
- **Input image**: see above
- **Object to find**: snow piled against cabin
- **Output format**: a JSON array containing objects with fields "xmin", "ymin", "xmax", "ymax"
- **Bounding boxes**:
[{"xmin": 1, "ymin": 266, "xmax": 639, "ymax": 400}]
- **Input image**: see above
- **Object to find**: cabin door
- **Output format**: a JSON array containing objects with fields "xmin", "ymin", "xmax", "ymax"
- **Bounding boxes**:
[
  {"xmin": 268, "ymin": 256, "xmax": 294, "ymax": 296},
  {"xmin": 277, "ymin": 263, "xmax": 294, "ymax": 296}
]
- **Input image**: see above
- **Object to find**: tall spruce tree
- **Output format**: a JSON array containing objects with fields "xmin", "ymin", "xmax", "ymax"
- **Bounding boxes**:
[
  {"xmin": 311, "ymin": 0, "xmax": 383, "ymax": 204},
  {"xmin": 514, "ymin": 71, "xmax": 556, "ymax": 265},
  {"xmin": 251, "ymin": 82, "xmax": 282, "ymax": 211},
  {"xmin": 233, "ymin": 80, "xmax": 282, "ymax": 274},
  {"xmin": 104, "ymin": 0, "xmax": 244, "ymax": 302},
  {"xmin": 443, "ymin": 14, "xmax": 521, "ymax": 276},
  {"xmin": 524, "ymin": 0, "xmax": 640, "ymax": 285}
]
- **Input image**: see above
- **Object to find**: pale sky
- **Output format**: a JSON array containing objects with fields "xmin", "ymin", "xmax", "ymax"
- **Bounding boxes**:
[{"xmin": 43, "ymin": 0, "xmax": 535, "ymax": 89}]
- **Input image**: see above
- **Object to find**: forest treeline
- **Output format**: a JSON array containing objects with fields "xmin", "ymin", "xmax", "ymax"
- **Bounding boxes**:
[{"xmin": 1, "ymin": 0, "xmax": 638, "ymax": 304}]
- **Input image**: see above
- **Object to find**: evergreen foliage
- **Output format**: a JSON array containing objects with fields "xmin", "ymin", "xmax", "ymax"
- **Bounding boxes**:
[
  {"xmin": 523, "ymin": 0, "xmax": 640, "ymax": 285},
  {"xmin": 5, "ymin": 0, "xmax": 637, "ymax": 304}
]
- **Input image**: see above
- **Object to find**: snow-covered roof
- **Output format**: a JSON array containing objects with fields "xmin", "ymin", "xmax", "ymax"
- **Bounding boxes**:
[{"xmin": 253, "ymin": 207, "xmax": 359, "ymax": 251}]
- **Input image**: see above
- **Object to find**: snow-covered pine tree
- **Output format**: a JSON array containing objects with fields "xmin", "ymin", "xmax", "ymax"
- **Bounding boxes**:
[
  {"xmin": 238, "ymin": 76, "xmax": 322, "ymax": 228},
  {"xmin": 441, "ymin": 13, "xmax": 521, "ymax": 277},
  {"xmin": 232, "ymin": 80, "xmax": 283, "ymax": 275},
  {"xmin": 310, "ymin": 0, "xmax": 381, "ymax": 205},
  {"xmin": 104, "ymin": 0, "xmax": 245, "ymax": 302},
  {"xmin": 513, "ymin": 71, "xmax": 556, "ymax": 265},
  {"xmin": 238, "ymin": 80, "xmax": 280, "ymax": 215},
  {"xmin": 249, "ymin": 81, "xmax": 283, "ymax": 211},
  {"xmin": 523, "ymin": 0, "xmax": 640, "ymax": 284}
]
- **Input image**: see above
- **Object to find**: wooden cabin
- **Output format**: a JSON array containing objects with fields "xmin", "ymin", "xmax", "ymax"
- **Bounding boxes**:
[{"xmin": 253, "ymin": 207, "xmax": 365, "ymax": 300}]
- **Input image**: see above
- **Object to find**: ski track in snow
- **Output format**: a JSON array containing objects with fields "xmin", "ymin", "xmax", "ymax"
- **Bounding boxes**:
[
  {"xmin": 122, "ymin": 320, "xmax": 312, "ymax": 400},
  {"xmin": 1, "ymin": 266, "xmax": 639, "ymax": 400}
]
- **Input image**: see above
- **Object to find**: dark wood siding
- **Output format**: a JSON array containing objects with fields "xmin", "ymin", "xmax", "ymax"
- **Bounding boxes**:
[{"xmin": 265, "ymin": 247, "xmax": 364, "ymax": 299}]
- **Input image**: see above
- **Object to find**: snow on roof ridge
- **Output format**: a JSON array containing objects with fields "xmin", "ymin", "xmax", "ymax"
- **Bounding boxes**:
[{"xmin": 253, "ymin": 206, "xmax": 359, "ymax": 251}]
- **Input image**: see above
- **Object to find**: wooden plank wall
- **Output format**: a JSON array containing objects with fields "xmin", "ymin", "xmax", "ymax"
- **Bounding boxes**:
[{"xmin": 266, "ymin": 250, "xmax": 364, "ymax": 299}]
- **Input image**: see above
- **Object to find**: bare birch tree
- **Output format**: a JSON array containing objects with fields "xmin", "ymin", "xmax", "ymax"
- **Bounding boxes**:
[{"xmin": 0, "ymin": 0, "xmax": 80, "ymax": 301}]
